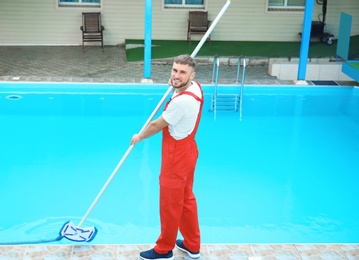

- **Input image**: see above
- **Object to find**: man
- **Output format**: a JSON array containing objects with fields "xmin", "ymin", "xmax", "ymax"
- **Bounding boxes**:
[{"xmin": 131, "ymin": 54, "xmax": 204, "ymax": 260}]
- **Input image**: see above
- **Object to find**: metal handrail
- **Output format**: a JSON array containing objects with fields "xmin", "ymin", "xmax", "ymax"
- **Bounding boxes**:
[
  {"xmin": 211, "ymin": 56, "xmax": 220, "ymax": 119},
  {"xmin": 211, "ymin": 55, "xmax": 220, "ymax": 85},
  {"xmin": 211, "ymin": 56, "xmax": 247, "ymax": 118},
  {"xmin": 240, "ymin": 57, "xmax": 246, "ymax": 92},
  {"xmin": 239, "ymin": 57, "xmax": 247, "ymax": 119},
  {"xmin": 235, "ymin": 56, "xmax": 246, "ymax": 84}
]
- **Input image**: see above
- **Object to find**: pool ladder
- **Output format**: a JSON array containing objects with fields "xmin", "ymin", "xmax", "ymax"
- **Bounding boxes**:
[
  {"xmin": 210, "ymin": 56, "xmax": 247, "ymax": 114},
  {"xmin": 212, "ymin": 94, "xmax": 240, "ymax": 112}
]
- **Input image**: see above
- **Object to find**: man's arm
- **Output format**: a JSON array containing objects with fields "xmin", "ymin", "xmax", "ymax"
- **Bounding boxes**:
[{"xmin": 130, "ymin": 115, "xmax": 169, "ymax": 145}]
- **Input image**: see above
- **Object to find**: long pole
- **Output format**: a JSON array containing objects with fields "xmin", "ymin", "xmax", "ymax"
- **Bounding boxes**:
[
  {"xmin": 192, "ymin": 0, "xmax": 231, "ymax": 58},
  {"xmin": 77, "ymin": 0, "xmax": 232, "ymax": 228}
]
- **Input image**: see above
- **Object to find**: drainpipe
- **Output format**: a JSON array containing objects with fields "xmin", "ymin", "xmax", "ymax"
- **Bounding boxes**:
[{"xmin": 296, "ymin": 0, "xmax": 314, "ymax": 85}]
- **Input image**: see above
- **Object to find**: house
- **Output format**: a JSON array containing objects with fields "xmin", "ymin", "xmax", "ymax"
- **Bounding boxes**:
[{"xmin": 0, "ymin": 0, "xmax": 358, "ymax": 46}]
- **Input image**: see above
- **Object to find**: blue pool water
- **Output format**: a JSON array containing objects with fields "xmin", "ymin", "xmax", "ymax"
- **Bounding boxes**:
[{"xmin": 0, "ymin": 83, "xmax": 358, "ymax": 245}]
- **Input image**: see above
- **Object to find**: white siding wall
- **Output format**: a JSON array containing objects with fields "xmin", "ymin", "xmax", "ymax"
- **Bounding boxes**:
[
  {"xmin": 325, "ymin": 1, "xmax": 359, "ymax": 38},
  {"xmin": 0, "ymin": 0, "xmax": 358, "ymax": 45},
  {"xmin": 1, "ymin": 0, "xmax": 83, "ymax": 45}
]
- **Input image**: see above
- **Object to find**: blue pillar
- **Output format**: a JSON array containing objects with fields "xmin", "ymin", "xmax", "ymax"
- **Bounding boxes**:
[
  {"xmin": 297, "ymin": 0, "xmax": 314, "ymax": 81},
  {"xmin": 144, "ymin": 0, "xmax": 152, "ymax": 79}
]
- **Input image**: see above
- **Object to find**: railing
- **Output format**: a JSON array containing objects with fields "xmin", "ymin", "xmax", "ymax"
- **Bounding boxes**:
[
  {"xmin": 211, "ymin": 55, "xmax": 220, "ymax": 86},
  {"xmin": 211, "ymin": 56, "xmax": 247, "ymax": 119},
  {"xmin": 211, "ymin": 56, "xmax": 220, "ymax": 119},
  {"xmin": 238, "ymin": 57, "xmax": 247, "ymax": 119}
]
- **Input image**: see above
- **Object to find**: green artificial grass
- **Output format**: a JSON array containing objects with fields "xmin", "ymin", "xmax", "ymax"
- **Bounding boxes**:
[
  {"xmin": 348, "ymin": 61, "xmax": 359, "ymax": 70},
  {"xmin": 125, "ymin": 35, "xmax": 359, "ymax": 62}
]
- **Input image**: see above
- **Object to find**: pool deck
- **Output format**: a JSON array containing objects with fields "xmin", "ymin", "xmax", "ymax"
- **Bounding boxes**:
[
  {"xmin": 0, "ymin": 45, "xmax": 358, "ymax": 259},
  {"xmin": 0, "ymin": 45, "xmax": 357, "ymax": 86},
  {"xmin": 1, "ymin": 244, "xmax": 359, "ymax": 259}
]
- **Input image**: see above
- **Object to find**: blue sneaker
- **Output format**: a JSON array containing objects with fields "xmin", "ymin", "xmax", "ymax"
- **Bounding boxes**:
[
  {"xmin": 139, "ymin": 248, "xmax": 174, "ymax": 260},
  {"xmin": 175, "ymin": 239, "xmax": 200, "ymax": 258}
]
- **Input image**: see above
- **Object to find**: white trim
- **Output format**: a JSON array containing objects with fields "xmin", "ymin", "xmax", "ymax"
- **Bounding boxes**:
[
  {"xmin": 265, "ymin": 0, "xmax": 304, "ymax": 14},
  {"xmin": 265, "ymin": 9, "xmax": 304, "ymax": 14},
  {"xmin": 56, "ymin": 0, "xmax": 103, "ymax": 10},
  {"xmin": 161, "ymin": 0, "xmax": 207, "ymax": 11}
]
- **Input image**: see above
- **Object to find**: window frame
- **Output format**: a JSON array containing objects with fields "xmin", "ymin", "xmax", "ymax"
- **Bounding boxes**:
[
  {"xmin": 163, "ymin": 0, "xmax": 207, "ymax": 11},
  {"xmin": 266, "ymin": 0, "xmax": 305, "ymax": 13},
  {"xmin": 57, "ymin": 0, "xmax": 103, "ymax": 9}
]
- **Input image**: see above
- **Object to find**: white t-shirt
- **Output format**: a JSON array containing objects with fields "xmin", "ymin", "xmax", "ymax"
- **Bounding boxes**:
[{"xmin": 162, "ymin": 82, "xmax": 202, "ymax": 140}]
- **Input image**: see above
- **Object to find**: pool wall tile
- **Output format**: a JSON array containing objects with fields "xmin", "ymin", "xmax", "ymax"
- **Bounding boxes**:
[
  {"xmin": 251, "ymin": 244, "xmax": 302, "ymax": 259},
  {"xmin": 0, "ymin": 246, "xmax": 27, "ymax": 260},
  {"xmin": 207, "ymin": 244, "xmax": 254, "ymax": 259},
  {"xmin": 118, "ymin": 244, "xmax": 152, "ymax": 260},
  {"xmin": 339, "ymin": 244, "xmax": 359, "ymax": 260},
  {"xmin": 24, "ymin": 245, "xmax": 73, "ymax": 259},
  {"xmin": 1, "ymin": 244, "xmax": 359, "ymax": 259},
  {"xmin": 295, "ymin": 244, "xmax": 348, "ymax": 260},
  {"xmin": 72, "ymin": 245, "xmax": 119, "ymax": 259}
]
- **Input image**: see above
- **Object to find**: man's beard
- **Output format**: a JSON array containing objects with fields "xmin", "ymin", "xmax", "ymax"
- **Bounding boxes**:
[{"xmin": 172, "ymin": 78, "xmax": 190, "ymax": 89}]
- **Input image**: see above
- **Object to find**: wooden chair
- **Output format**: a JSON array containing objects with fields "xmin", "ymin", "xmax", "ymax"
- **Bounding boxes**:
[
  {"xmin": 80, "ymin": 12, "xmax": 105, "ymax": 49},
  {"xmin": 187, "ymin": 11, "xmax": 211, "ymax": 44}
]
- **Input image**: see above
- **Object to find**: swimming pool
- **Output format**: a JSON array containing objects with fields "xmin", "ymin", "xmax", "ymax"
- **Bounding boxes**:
[{"xmin": 0, "ymin": 83, "xmax": 358, "ymax": 245}]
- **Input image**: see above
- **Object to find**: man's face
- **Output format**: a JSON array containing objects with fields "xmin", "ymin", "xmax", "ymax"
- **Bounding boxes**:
[{"xmin": 171, "ymin": 62, "xmax": 196, "ymax": 90}]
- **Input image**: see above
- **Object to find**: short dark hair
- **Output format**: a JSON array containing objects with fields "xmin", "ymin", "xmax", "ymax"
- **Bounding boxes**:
[{"xmin": 174, "ymin": 54, "xmax": 196, "ymax": 70}]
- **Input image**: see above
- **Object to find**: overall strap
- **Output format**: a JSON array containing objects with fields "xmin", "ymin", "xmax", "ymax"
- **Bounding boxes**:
[{"xmin": 164, "ymin": 81, "xmax": 204, "ymax": 110}]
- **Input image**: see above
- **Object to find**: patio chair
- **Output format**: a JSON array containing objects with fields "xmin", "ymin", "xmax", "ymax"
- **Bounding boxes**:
[
  {"xmin": 187, "ymin": 11, "xmax": 211, "ymax": 44},
  {"xmin": 80, "ymin": 12, "xmax": 105, "ymax": 49}
]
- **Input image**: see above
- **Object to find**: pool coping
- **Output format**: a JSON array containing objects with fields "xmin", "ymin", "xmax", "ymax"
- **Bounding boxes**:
[
  {"xmin": 1, "ymin": 243, "xmax": 359, "ymax": 259},
  {"xmin": 0, "ymin": 81, "xmax": 356, "ymax": 93}
]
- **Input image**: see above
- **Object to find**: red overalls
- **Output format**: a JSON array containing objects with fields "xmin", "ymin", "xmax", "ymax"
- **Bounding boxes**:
[{"xmin": 154, "ymin": 83, "xmax": 204, "ymax": 254}]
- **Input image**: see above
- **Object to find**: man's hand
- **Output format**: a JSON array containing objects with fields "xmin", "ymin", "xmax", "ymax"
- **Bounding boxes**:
[
  {"xmin": 130, "ymin": 116, "xmax": 169, "ymax": 146},
  {"xmin": 131, "ymin": 134, "xmax": 142, "ymax": 145}
]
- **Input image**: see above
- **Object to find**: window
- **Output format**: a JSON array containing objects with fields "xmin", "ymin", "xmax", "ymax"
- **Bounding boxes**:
[
  {"xmin": 164, "ymin": 0, "xmax": 205, "ymax": 10},
  {"xmin": 58, "ymin": 0, "xmax": 101, "ymax": 8},
  {"xmin": 267, "ymin": 0, "xmax": 304, "ymax": 12}
]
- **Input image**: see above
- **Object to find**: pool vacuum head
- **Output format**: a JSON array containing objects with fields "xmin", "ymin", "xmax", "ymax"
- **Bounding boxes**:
[{"xmin": 59, "ymin": 221, "xmax": 97, "ymax": 242}]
